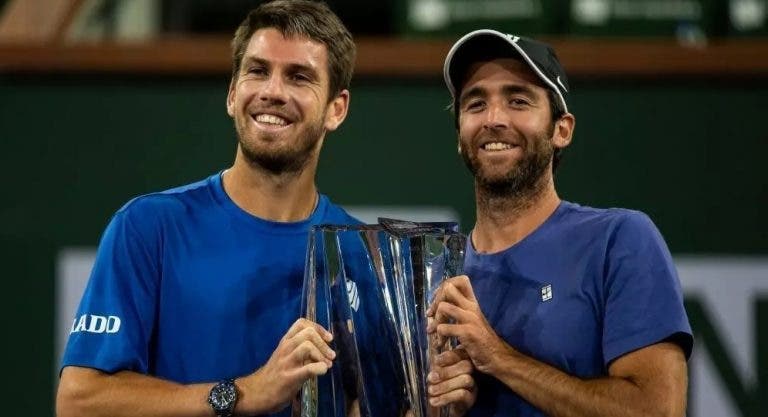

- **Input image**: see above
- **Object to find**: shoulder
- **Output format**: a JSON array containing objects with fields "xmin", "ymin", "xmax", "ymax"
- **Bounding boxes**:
[
  {"xmin": 109, "ymin": 174, "xmax": 217, "ymax": 237},
  {"xmin": 321, "ymin": 196, "xmax": 363, "ymax": 226},
  {"xmin": 559, "ymin": 201, "xmax": 660, "ymax": 239},
  {"xmin": 117, "ymin": 175, "xmax": 214, "ymax": 218},
  {"xmin": 560, "ymin": 203, "xmax": 676, "ymax": 283},
  {"xmin": 553, "ymin": 202, "xmax": 671, "ymax": 262}
]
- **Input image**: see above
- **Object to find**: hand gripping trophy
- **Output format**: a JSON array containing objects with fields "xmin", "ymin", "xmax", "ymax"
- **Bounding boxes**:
[{"xmin": 298, "ymin": 219, "xmax": 466, "ymax": 417}]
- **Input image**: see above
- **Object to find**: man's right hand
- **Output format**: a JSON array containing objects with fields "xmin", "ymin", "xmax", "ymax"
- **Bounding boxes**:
[{"xmin": 236, "ymin": 318, "xmax": 336, "ymax": 414}]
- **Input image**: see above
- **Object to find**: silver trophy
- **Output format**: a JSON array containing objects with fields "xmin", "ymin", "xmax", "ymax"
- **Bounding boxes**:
[{"xmin": 298, "ymin": 219, "xmax": 466, "ymax": 417}]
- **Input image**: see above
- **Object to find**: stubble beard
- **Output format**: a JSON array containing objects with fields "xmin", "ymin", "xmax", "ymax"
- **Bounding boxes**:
[
  {"xmin": 236, "ymin": 112, "xmax": 326, "ymax": 176},
  {"xmin": 461, "ymin": 126, "xmax": 555, "ymax": 204}
]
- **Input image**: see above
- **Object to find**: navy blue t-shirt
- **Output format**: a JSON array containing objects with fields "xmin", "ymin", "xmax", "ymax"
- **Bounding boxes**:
[
  {"xmin": 465, "ymin": 201, "xmax": 692, "ymax": 417},
  {"xmin": 61, "ymin": 172, "xmax": 363, "ymax": 415}
]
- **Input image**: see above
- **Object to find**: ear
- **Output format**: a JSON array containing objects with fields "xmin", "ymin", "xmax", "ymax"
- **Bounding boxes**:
[
  {"xmin": 552, "ymin": 113, "xmax": 575, "ymax": 149},
  {"xmin": 324, "ymin": 89, "xmax": 350, "ymax": 132},
  {"xmin": 226, "ymin": 77, "xmax": 236, "ymax": 118}
]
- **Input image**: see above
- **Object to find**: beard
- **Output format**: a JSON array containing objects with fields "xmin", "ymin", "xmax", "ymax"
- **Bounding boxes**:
[
  {"xmin": 460, "ymin": 126, "xmax": 554, "ymax": 199},
  {"xmin": 235, "ymin": 112, "xmax": 326, "ymax": 175}
]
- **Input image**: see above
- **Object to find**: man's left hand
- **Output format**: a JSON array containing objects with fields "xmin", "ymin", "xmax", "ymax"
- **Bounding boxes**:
[{"xmin": 427, "ymin": 275, "xmax": 511, "ymax": 376}]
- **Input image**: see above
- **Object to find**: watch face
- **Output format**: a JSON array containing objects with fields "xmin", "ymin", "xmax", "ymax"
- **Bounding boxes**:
[{"xmin": 209, "ymin": 380, "xmax": 237, "ymax": 414}]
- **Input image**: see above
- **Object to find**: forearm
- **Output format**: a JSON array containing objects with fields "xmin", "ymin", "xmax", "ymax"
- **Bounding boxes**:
[
  {"xmin": 488, "ymin": 347, "xmax": 682, "ymax": 417},
  {"xmin": 57, "ymin": 367, "xmax": 214, "ymax": 417}
]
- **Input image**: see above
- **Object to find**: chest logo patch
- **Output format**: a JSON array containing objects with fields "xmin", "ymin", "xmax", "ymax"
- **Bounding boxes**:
[{"xmin": 541, "ymin": 284, "xmax": 553, "ymax": 302}]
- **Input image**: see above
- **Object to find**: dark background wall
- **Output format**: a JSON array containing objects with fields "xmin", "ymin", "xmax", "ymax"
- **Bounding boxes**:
[{"xmin": 1, "ymin": 73, "xmax": 766, "ymax": 415}]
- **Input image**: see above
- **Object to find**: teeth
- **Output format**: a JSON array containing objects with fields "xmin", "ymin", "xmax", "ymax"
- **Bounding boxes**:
[
  {"xmin": 255, "ymin": 114, "xmax": 288, "ymax": 126},
  {"xmin": 483, "ymin": 142, "xmax": 513, "ymax": 151}
]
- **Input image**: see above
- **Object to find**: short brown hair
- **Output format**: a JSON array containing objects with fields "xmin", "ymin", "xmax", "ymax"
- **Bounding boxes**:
[{"xmin": 230, "ymin": 0, "xmax": 356, "ymax": 100}]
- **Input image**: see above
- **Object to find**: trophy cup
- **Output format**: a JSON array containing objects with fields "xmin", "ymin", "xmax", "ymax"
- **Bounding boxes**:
[{"xmin": 298, "ymin": 219, "xmax": 466, "ymax": 417}]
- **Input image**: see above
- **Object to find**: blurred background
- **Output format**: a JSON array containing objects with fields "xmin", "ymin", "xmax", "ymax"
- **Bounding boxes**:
[{"xmin": 1, "ymin": 0, "xmax": 766, "ymax": 416}]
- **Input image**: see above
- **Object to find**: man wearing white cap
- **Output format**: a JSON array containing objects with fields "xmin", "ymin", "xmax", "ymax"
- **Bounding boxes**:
[{"xmin": 426, "ymin": 30, "xmax": 692, "ymax": 417}]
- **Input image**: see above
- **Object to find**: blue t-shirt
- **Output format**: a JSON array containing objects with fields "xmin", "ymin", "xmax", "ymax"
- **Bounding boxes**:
[
  {"xmin": 61, "ymin": 172, "xmax": 362, "ymax": 414},
  {"xmin": 465, "ymin": 201, "xmax": 692, "ymax": 417}
]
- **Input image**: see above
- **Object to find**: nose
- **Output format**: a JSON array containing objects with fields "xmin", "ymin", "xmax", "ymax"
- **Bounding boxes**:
[
  {"xmin": 259, "ymin": 73, "xmax": 288, "ymax": 104},
  {"xmin": 483, "ymin": 101, "xmax": 508, "ymax": 131}
]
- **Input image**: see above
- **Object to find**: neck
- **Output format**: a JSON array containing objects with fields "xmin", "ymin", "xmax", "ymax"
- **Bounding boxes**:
[
  {"xmin": 472, "ymin": 171, "xmax": 560, "ymax": 254},
  {"xmin": 222, "ymin": 150, "xmax": 319, "ymax": 222}
]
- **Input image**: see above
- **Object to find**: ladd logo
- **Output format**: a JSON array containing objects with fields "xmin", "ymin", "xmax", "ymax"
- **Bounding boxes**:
[{"xmin": 70, "ymin": 314, "xmax": 121, "ymax": 334}]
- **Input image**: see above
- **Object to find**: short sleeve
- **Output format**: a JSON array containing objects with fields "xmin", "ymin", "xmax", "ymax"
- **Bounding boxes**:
[
  {"xmin": 602, "ymin": 211, "xmax": 692, "ymax": 366},
  {"xmin": 60, "ymin": 205, "xmax": 161, "ymax": 374}
]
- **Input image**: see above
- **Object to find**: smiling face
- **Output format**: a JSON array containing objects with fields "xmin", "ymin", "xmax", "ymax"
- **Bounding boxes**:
[
  {"xmin": 226, "ymin": 28, "xmax": 349, "ymax": 175},
  {"xmin": 458, "ymin": 58, "xmax": 571, "ymax": 195}
]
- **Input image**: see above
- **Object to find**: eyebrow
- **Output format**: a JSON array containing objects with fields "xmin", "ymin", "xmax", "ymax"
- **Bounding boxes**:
[
  {"xmin": 501, "ymin": 84, "xmax": 538, "ymax": 99},
  {"xmin": 241, "ymin": 56, "xmax": 319, "ymax": 79},
  {"xmin": 459, "ymin": 83, "xmax": 540, "ymax": 105},
  {"xmin": 459, "ymin": 86, "xmax": 487, "ymax": 105},
  {"xmin": 241, "ymin": 56, "xmax": 267, "ymax": 69}
]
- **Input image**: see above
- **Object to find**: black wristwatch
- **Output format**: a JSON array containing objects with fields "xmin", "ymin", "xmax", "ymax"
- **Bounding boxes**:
[{"xmin": 208, "ymin": 379, "xmax": 238, "ymax": 417}]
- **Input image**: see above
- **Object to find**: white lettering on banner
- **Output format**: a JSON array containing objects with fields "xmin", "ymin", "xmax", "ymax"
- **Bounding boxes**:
[
  {"xmin": 677, "ymin": 257, "xmax": 768, "ymax": 417},
  {"xmin": 613, "ymin": 0, "xmax": 702, "ymax": 20},
  {"xmin": 454, "ymin": 0, "xmax": 541, "ymax": 20},
  {"xmin": 70, "ymin": 314, "xmax": 122, "ymax": 334}
]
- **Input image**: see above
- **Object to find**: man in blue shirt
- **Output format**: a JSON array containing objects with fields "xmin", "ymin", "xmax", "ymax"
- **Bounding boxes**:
[
  {"xmin": 57, "ymin": 1, "xmax": 360, "ymax": 416},
  {"xmin": 426, "ymin": 30, "xmax": 693, "ymax": 417}
]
